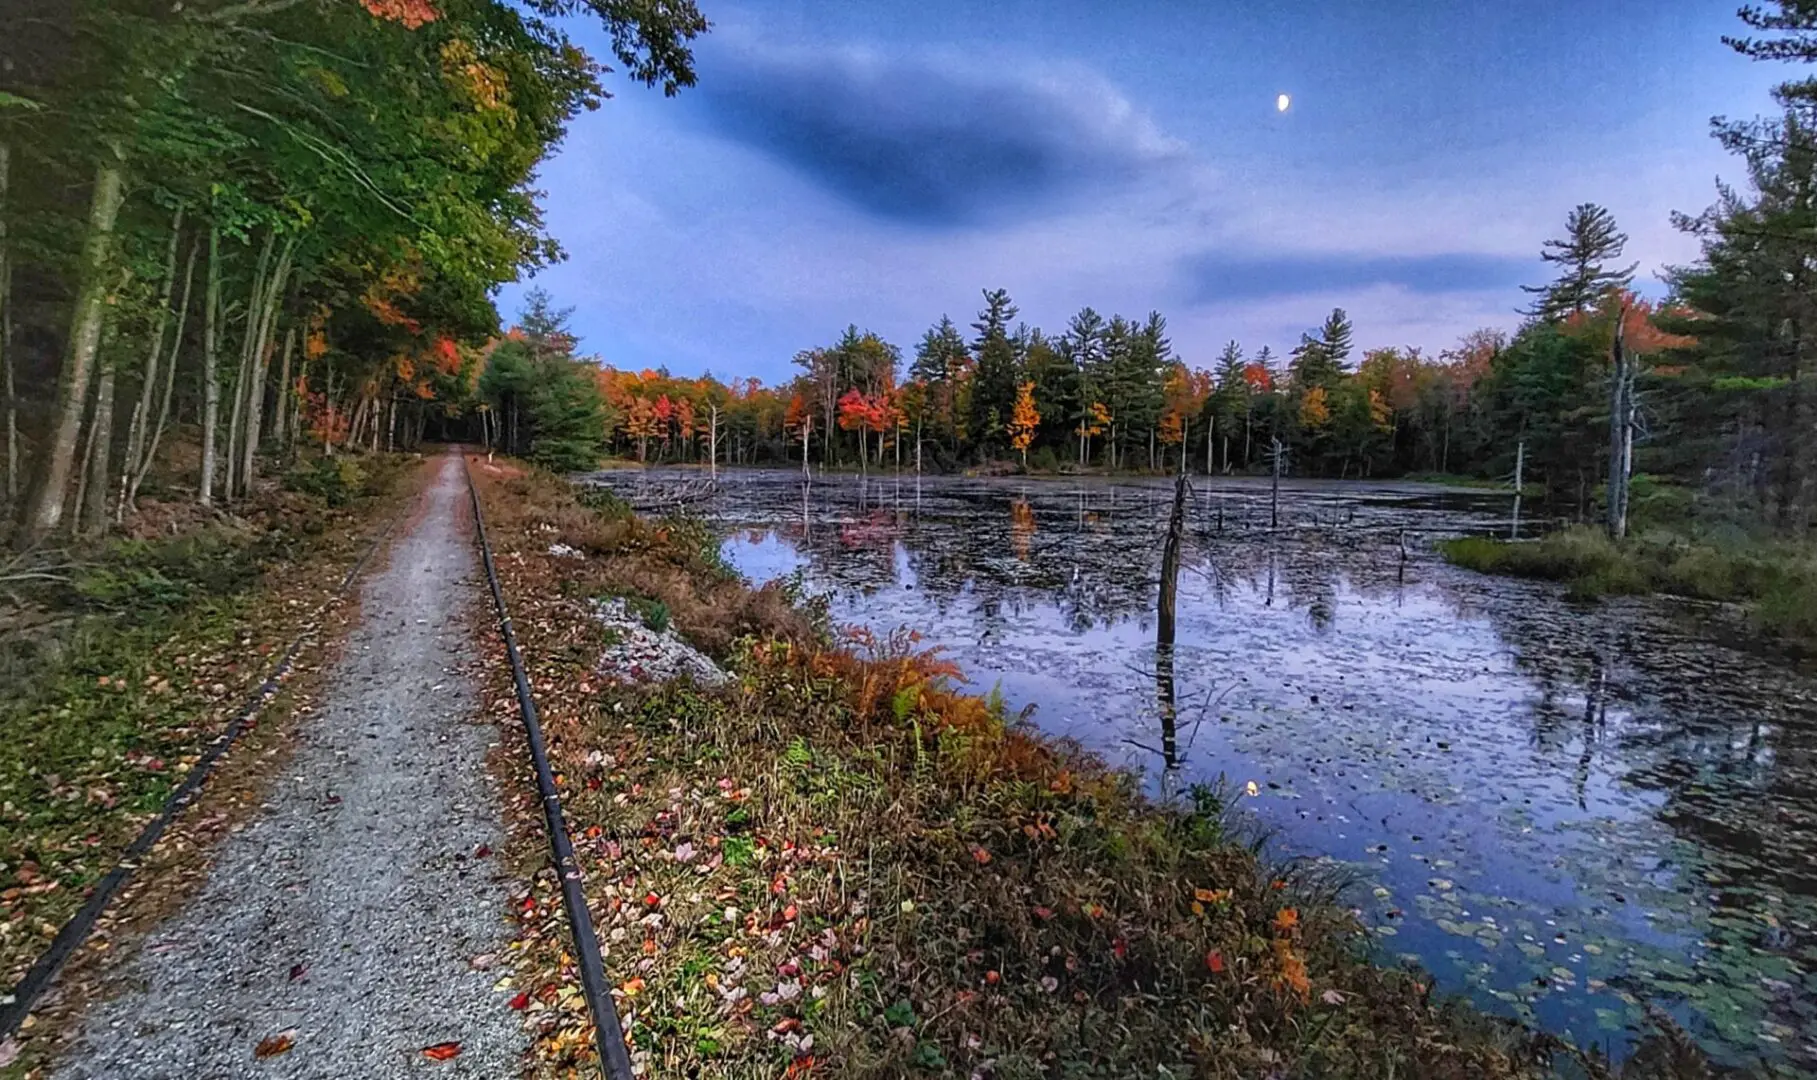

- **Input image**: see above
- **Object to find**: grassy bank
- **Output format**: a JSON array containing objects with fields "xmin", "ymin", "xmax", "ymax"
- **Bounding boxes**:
[
  {"xmin": 0, "ymin": 450, "xmax": 412, "ymax": 990},
  {"xmin": 470, "ymin": 461, "xmax": 1703, "ymax": 1079},
  {"xmin": 1438, "ymin": 526, "xmax": 1817, "ymax": 641}
]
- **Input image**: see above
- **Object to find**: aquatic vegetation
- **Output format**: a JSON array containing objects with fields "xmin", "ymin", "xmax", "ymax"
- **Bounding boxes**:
[{"xmin": 1440, "ymin": 527, "xmax": 1817, "ymax": 643}]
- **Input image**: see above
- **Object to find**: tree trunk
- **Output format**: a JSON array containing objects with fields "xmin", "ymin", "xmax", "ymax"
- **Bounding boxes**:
[
  {"xmin": 226, "ymin": 232, "xmax": 275, "ymax": 501},
  {"xmin": 201, "ymin": 225, "xmax": 223, "ymax": 506},
  {"xmin": 81, "ymin": 361, "xmax": 116, "ymax": 534},
  {"xmin": 1606, "ymin": 305, "xmax": 1630, "ymax": 541},
  {"xmin": 240, "ymin": 320, "xmax": 284, "ymax": 495},
  {"xmin": 129, "ymin": 235, "xmax": 195, "ymax": 509},
  {"xmin": 274, "ymin": 314, "xmax": 294, "ymax": 448},
  {"xmin": 0, "ymin": 139, "xmax": 14, "ymax": 510},
  {"xmin": 120, "ymin": 209, "xmax": 184, "ymax": 521},
  {"xmin": 24, "ymin": 159, "xmax": 126, "ymax": 538}
]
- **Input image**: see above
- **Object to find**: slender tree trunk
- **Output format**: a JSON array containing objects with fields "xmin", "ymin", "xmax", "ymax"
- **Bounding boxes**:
[
  {"xmin": 119, "ymin": 209, "xmax": 184, "ymax": 521},
  {"xmin": 81, "ymin": 359, "xmax": 116, "ymax": 534},
  {"xmin": 1606, "ymin": 305, "xmax": 1630, "ymax": 541},
  {"xmin": 227, "ymin": 232, "xmax": 276, "ymax": 501},
  {"xmin": 200, "ymin": 225, "xmax": 222, "ymax": 506},
  {"xmin": 24, "ymin": 160, "xmax": 126, "ymax": 538},
  {"xmin": 240, "ymin": 319, "xmax": 283, "ymax": 495},
  {"xmin": 0, "ymin": 140, "xmax": 14, "ymax": 511},
  {"xmin": 274, "ymin": 314, "xmax": 294, "ymax": 448},
  {"xmin": 129, "ymin": 237, "xmax": 195, "ymax": 509},
  {"xmin": 323, "ymin": 369, "xmax": 336, "ymax": 457}
]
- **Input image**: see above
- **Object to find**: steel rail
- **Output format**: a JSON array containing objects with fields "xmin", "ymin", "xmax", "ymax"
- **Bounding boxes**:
[{"xmin": 461, "ymin": 451, "xmax": 633, "ymax": 1080}]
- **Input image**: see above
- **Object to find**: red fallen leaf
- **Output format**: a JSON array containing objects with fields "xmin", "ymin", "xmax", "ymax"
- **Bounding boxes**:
[
  {"xmin": 785, "ymin": 1055, "xmax": 816, "ymax": 1078},
  {"xmin": 508, "ymin": 991, "xmax": 530, "ymax": 1010},
  {"xmin": 1112, "ymin": 937, "xmax": 1128, "ymax": 960},
  {"xmin": 643, "ymin": 893, "xmax": 661, "ymax": 908},
  {"xmin": 421, "ymin": 1041, "xmax": 462, "ymax": 1061},
  {"xmin": 520, "ymin": 896, "xmax": 537, "ymax": 912},
  {"xmin": 255, "ymin": 1030, "xmax": 297, "ymax": 1058},
  {"xmin": 782, "ymin": 904, "xmax": 798, "ymax": 921},
  {"xmin": 1032, "ymin": 906, "xmax": 1055, "ymax": 920},
  {"xmin": 970, "ymin": 845, "xmax": 992, "ymax": 865},
  {"xmin": 772, "ymin": 1016, "xmax": 801, "ymax": 1035},
  {"xmin": 985, "ymin": 970, "xmax": 1001, "ymax": 985},
  {"xmin": 289, "ymin": 963, "xmax": 308, "ymax": 981},
  {"xmin": 1206, "ymin": 950, "xmax": 1225, "ymax": 974},
  {"xmin": 473, "ymin": 844, "xmax": 492, "ymax": 858}
]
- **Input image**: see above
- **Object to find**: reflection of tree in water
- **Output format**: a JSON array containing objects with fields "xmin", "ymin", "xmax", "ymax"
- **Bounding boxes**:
[
  {"xmin": 1010, "ymin": 497, "xmax": 1035, "ymax": 562},
  {"xmin": 1438, "ymin": 575, "xmax": 1817, "ymax": 1058}
]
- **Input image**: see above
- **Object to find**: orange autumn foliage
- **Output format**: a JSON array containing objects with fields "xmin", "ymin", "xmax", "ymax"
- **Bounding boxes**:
[{"xmin": 360, "ymin": 0, "xmax": 439, "ymax": 29}]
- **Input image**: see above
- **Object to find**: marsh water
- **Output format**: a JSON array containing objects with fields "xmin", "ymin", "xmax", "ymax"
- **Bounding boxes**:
[{"xmin": 586, "ymin": 468, "xmax": 1816, "ymax": 1072}]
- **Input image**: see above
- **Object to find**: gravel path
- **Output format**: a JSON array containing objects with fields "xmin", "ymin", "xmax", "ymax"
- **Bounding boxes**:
[{"xmin": 54, "ymin": 454, "xmax": 526, "ymax": 1079}]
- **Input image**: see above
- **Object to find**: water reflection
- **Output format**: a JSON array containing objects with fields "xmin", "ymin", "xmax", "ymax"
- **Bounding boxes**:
[{"xmin": 583, "ymin": 468, "xmax": 1817, "ymax": 1074}]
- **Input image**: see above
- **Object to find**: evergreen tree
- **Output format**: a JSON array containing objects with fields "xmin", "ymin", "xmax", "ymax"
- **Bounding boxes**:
[
  {"xmin": 969, "ymin": 288, "xmax": 1020, "ymax": 453},
  {"xmin": 1319, "ymin": 307, "xmax": 1354, "ymax": 368},
  {"xmin": 1521, "ymin": 203, "xmax": 1638, "ymax": 319}
]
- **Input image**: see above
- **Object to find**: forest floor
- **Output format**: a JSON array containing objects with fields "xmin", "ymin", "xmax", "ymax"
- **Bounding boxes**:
[{"xmin": 470, "ymin": 463, "xmax": 1697, "ymax": 1080}]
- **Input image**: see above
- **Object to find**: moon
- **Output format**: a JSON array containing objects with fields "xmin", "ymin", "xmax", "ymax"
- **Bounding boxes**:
[{"xmin": 1276, "ymin": 93, "xmax": 1291, "ymax": 113}]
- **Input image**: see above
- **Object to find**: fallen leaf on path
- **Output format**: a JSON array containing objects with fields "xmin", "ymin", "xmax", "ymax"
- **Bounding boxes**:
[
  {"xmin": 421, "ymin": 1041, "xmax": 462, "ymax": 1061},
  {"xmin": 508, "ymin": 991, "xmax": 530, "ymax": 1010},
  {"xmin": 255, "ymin": 1030, "xmax": 297, "ymax": 1058}
]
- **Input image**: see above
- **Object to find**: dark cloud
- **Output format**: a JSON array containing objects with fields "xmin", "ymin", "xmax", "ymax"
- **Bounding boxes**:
[
  {"xmin": 1180, "ymin": 251, "xmax": 1537, "ymax": 303},
  {"xmin": 693, "ymin": 41, "xmax": 1183, "ymax": 227}
]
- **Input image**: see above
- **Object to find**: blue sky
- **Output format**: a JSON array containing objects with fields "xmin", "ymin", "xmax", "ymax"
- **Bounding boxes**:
[{"xmin": 503, "ymin": 1, "xmax": 1783, "ymax": 382}]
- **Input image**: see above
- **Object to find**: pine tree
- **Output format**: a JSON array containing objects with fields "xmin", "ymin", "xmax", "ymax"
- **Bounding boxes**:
[
  {"xmin": 969, "ymin": 288, "xmax": 1020, "ymax": 454},
  {"xmin": 1521, "ymin": 203, "xmax": 1638, "ymax": 319},
  {"xmin": 1318, "ymin": 307, "xmax": 1353, "ymax": 368}
]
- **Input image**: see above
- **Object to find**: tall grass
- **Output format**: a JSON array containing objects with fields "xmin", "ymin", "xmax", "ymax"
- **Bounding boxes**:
[{"xmin": 1439, "ymin": 525, "xmax": 1817, "ymax": 641}]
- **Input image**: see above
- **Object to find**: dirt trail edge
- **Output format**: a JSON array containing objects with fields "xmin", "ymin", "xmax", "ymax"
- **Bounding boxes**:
[{"xmin": 52, "ymin": 452, "xmax": 526, "ymax": 1079}]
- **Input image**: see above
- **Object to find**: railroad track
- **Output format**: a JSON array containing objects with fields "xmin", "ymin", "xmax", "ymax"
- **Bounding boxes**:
[{"xmin": 463, "ymin": 451, "xmax": 632, "ymax": 1080}]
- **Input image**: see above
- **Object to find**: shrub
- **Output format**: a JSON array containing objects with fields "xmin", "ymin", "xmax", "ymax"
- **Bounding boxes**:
[{"xmin": 285, "ymin": 456, "xmax": 368, "ymax": 507}]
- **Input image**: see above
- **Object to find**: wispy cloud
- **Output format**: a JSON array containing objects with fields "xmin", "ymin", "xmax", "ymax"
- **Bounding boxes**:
[{"xmin": 691, "ymin": 36, "xmax": 1187, "ymax": 227}]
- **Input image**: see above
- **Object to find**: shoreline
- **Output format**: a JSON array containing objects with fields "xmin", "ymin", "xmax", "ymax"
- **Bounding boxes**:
[{"xmin": 469, "ymin": 460, "xmax": 1691, "ymax": 1079}]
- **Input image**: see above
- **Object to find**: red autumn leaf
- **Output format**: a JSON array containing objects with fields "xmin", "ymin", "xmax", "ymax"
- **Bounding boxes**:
[
  {"xmin": 473, "ymin": 844, "xmax": 491, "ymax": 858},
  {"xmin": 970, "ymin": 845, "xmax": 992, "ymax": 865},
  {"xmin": 1112, "ymin": 937, "xmax": 1128, "ymax": 960},
  {"xmin": 421, "ymin": 1041, "xmax": 462, "ymax": 1061},
  {"xmin": 255, "ymin": 1030, "xmax": 297, "ymax": 1058},
  {"xmin": 1032, "ymin": 906, "xmax": 1055, "ymax": 920},
  {"xmin": 782, "ymin": 904, "xmax": 798, "ymax": 921},
  {"xmin": 1206, "ymin": 950, "xmax": 1226, "ymax": 974},
  {"xmin": 508, "ymin": 991, "xmax": 530, "ymax": 1010}
]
